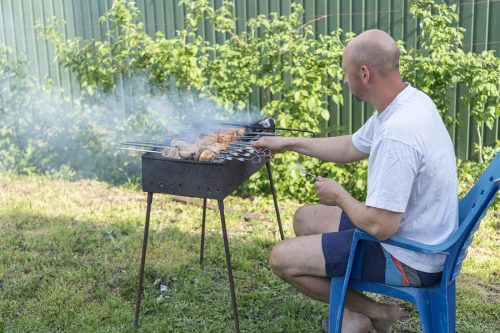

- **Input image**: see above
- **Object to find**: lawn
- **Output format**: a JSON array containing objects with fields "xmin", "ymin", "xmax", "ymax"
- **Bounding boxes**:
[{"xmin": 0, "ymin": 173, "xmax": 498, "ymax": 332}]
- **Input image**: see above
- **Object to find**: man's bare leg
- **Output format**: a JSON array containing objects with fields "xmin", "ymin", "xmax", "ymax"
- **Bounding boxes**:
[
  {"xmin": 293, "ymin": 204, "xmax": 342, "ymax": 236},
  {"xmin": 271, "ymin": 205, "xmax": 400, "ymax": 332},
  {"xmin": 345, "ymin": 289, "xmax": 400, "ymax": 333}
]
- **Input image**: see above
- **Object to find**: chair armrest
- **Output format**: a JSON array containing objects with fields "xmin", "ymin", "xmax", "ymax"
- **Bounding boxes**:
[{"xmin": 353, "ymin": 229, "xmax": 451, "ymax": 255}]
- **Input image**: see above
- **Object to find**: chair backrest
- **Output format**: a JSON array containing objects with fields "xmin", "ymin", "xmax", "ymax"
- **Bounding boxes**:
[{"xmin": 443, "ymin": 153, "xmax": 499, "ymax": 284}]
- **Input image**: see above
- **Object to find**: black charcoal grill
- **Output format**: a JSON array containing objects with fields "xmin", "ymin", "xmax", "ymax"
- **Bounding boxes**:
[{"xmin": 133, "ymin": 117, "xmax": 284, "ymax": 332}]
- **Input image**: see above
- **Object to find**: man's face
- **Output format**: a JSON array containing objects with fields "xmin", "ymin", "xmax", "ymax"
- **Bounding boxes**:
[{"xmin": 342, "ymin": 51, "xmax": 366, "ymax": 102}]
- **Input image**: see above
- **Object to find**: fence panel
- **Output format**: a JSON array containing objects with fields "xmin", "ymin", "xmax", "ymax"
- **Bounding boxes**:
[{"xmin": 0, "ymin": 0, "xmax": 498, "ymax": 159}]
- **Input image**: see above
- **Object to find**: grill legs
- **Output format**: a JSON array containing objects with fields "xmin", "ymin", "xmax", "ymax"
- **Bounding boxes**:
[
  {"xmin": 200, "ymin": 198, "xmax": 207, "ymax": 268},
  {"xmin": 135, "ymin": 163, "xmax": 280, "ymax": 331},
  {"xmin": 134, "ymin": 192, "xmax": 153, "ymax": 327},
  {"xmin": 266, "ymin": 161, "xmax": 284, "ymax": 240},
  {"xmin": 218, "ymin": 200, "xmax": 240, "ymax": 333}
]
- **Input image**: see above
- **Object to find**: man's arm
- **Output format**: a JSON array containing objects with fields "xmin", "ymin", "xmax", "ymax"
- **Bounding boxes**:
[
  {"xmin": 252, "ymin": 135, "xmax": 368, "ymax": 163},
  {"xmin": 315, "ymin": 177, "xmax": 401, "ymax": 240},
  {"xmin": 339, "ymin": 192, "xmax": 402, "ymax": 240}
]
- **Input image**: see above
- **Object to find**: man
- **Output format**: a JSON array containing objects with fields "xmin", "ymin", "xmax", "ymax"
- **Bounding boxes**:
[{"xmin": 252, "ymin": 29, "xmax": 458, "ymax": 333}]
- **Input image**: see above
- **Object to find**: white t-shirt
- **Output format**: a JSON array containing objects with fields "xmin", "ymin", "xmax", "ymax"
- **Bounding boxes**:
[{"xmin": 352, "ymin": 83, "xmax": 458, "ymax": 273}]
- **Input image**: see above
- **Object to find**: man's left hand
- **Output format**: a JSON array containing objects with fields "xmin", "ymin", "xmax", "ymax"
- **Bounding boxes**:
[{"xmin": 315, "ymin": 176, "xmax": 347, "ymax": 206}]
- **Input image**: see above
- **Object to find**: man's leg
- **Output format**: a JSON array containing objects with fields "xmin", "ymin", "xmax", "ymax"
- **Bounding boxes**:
[
  {"xmin": 272, "ymin": 205, "xmax": 399, "ymax": 333},
  {"xmin": 345, "ymin": 290, "xmax": 400, "ymax": 333},
  {"xmin": 293, "ymin": 204, "xmax": 342, "ymax": 236}
]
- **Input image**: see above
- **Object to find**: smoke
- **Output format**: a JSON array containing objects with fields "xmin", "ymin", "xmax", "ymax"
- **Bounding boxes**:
[
  {"xmin": 0, "ymin": 2, "xmax": 269, "ymax": 185},
  {"xmin": 0, "ymin": 55, "xmax": 263, "ymax": 184},
  {"xmin": 113, "ymin": 76, "xmax": 262, "ymax": 141}
]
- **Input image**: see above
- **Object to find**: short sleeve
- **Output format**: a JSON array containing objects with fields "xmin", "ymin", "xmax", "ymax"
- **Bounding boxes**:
[
  {"xmin": 352, "ymin": 114, "xmax": 376, "ymax": 154},
  {"xmin": 365, "ymin": 138, "xmax": 420, "ymax": 213}
]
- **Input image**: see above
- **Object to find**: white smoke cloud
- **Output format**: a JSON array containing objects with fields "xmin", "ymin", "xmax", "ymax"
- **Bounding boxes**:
[{"xmin": 0, "ymin": 60, "xmax": 263, "ymax": 184}]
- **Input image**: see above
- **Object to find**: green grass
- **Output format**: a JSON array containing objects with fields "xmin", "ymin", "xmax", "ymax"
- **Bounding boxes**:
[{"xmin": 0, "ymin": 173, "xmax": 498, "ymax": 332}]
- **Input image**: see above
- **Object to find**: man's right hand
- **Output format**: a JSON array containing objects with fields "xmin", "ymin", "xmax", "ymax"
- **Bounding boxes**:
[
  {"xmin": 251, "ymin": 136, "xmax": 292, "ymax": 154},
  {"xmin": 252, "ymin": 134, "xmax": 368, "ymax": 164}
]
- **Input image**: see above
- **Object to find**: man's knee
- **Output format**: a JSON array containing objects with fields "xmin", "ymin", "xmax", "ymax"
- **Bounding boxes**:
[
  {"xmin": 269, "ymin": 242, "xmax": 292, "ymax": 280},
  {"xmin": 294, "ymin": 205, "xmax": 342, "ymax": 236},
  {"xmin": 293, "ymin": 206, "xmax": 310, "ymax": 236}
]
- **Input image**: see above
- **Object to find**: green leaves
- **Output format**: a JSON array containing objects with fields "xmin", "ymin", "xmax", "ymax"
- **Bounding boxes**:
[
  {"xmin": 33, "ymin": 0, "xmax": 499, "ymax": 198},
  {"xmin": 38, "ymin": 0, "xmax": 347, "ymax": 127},
  {"xmin": 403, "ymin": 0, "xmax": 499, "ymax": 160}
]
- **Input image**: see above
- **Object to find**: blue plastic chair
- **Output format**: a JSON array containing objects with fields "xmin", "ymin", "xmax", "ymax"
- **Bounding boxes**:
[{"xmin": 328, "ymin": 153, "xmax": 500, "ymax": 333}]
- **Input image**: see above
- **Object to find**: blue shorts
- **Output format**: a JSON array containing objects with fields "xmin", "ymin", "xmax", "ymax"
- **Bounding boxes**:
[{"xmin": 321, "ymin": 212, "xmax": 441, "ymax": 287}]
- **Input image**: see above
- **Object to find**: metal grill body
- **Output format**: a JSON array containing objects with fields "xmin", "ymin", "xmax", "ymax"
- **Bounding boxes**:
[
  {"xmin": 141, "ymin": 153, "xmax": 266, "ymax": 199},
  {"xmin": 133, "ymin": 119, "xmax": 283, "ymax": 333}
]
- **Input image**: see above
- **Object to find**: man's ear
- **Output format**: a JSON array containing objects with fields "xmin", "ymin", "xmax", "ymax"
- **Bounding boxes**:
[{"xmin": 360, "ymin": 65, "xmax": 370, "ymax": 83}]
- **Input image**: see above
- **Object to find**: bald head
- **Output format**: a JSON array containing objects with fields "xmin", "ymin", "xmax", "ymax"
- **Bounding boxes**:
[{"xmin": 344, "ymin": 29, "xmax": 400, "ymax": 76}]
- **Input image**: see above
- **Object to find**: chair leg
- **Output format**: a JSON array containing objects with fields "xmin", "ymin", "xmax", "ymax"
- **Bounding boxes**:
[
  {"xmin": 428, "ymin": 290, "xmax": 453, "ymax": 333},
  {"xmin": 446, "ymin": 282, "xmax": 456, "ymax": 332},
  {"xmin": 429, "ymin": 282, "xmax": 456, "ymax": 333},
  {"xmin": 415, "ymin": 292, "xmax": 433, "ymax": 333},
  {"xmin": 415, "ymin": 283, "xmax": 456, "ymax": 333},
  {"xmin": 328, "ymin": 277, "xmax": 345, "ymax": 333}
]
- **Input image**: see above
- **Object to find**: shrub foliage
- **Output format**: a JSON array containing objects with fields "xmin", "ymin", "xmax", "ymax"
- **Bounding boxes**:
[{"xmin": 1, "ymin": 0, "xmax": 498, "ymax": 201}]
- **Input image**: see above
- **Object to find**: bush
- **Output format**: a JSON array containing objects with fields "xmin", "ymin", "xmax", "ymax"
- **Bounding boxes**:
[
  {"xmin": 400, "ymin": 0, "xmax": 499, "ymax": 162},
  {"xmin": 38, "ymin": 0, "xmax": 357, "ymax": 202},
  {"xmin": 4, "ymin": 0, "xmax": 497, "ymax": 202},
  {"xmin": 457, "ymin": 142, "xmax": 499, "ymax": 210},
  {"xmin": 0, "ymin": 45, "xmax": 141, "ymax": 182}
]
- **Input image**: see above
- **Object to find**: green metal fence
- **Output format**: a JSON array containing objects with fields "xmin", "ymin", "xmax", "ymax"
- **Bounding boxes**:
[{"xmin": 0, "ymin": 0, "xmax": 498, "ymax": 159}]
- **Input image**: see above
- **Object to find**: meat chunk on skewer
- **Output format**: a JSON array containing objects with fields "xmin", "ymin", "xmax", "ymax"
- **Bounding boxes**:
[
  {"xmin": 198, "ymin": 134, "xmax": 219, "ymax": 145},
  {"xmin": 199, "ymin": 149, "xmax": 217, "ymax": 162},
  {"xmin": 166, "ymin": 147, "xmax": 181, "ymax": 159},
  {"xmin": 217, "ymin": 129, "xmax": 239, "ymax": 143},
  {"xmin": 179, "ymin": 144, "xmax": 197, "ymax": 159},
  {"xmin": 161, "ymin": 146, "xmax": 171, "ymax": 158},
  {"xmin": 158, "ymin": 127, "xmax": 243, "ymax": 161},
  {"xmin": 217, "ymin": 133, "xmax": 235, "ymax": 143},
  {"xmin": 200, "ymin": 129, "xmax": 241, "ymax": 144},
  {"xmin": 207, "ymin": 145, "xmax": 221, "ymax": 155}
]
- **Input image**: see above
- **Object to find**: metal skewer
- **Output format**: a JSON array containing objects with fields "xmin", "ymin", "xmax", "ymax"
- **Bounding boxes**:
[
  {"xmin": 115, "ymin": 146, "xmax": 162, "ymax": 154},
  {"xmin": 239, "ymin": 132, "xmax": 279, "ymax": 137},
  {"xmin": 221, "ymin": 122, "xmax": 316, "ymax": 136},
  {"xmin": 221, "ymin": 151, "xmax": 254, "ymax": 158},
  {"xmin": 121, "ymin": 139, "xmax": 273, "ymax": 159},
  {"xmin": 296, "ymin": 162, "xmax": 318, "ymax": 181},
  {"xmin": 121, "ymin": 142, "xmax": 169, "ymax": 149},
  {"xmin": 117, "ymin": 145, "xmax": 264, "ymax": 163},
  {"xmin": 121, "ymin": 141, "xmax": 260, "ymax": 157},
  {"xmin": 225, "ymin": 155, "xmax": 262, "ymax": 163}
]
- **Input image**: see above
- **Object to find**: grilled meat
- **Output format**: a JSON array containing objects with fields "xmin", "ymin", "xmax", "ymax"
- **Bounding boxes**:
[
  {"xmin": 179, "ymin": 144, "xmax": 197, "ymax": 159},
  {"xmin": 159, "ymin": 128, "xmax": 244, "ymax": 162},
  {"xmin": 199, "ymin": 149, "xmax": 217, "ymax": 162},
  {"xmin": 166, "ymin": 147, "xmax": 181, "ymax": 159}
]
